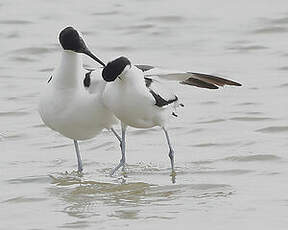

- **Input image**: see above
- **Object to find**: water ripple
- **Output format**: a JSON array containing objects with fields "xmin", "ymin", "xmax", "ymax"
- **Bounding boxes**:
[
  {"xmin": 10, "ymin": 47, "xmax": 57, "ymax": 55},
  {"xmin": 262, "ymin": 16, "xmax": 288, "ymax": 25},
  {"xmin": 108, "ymin": 210, "xmax": 141, "ymax": 220},
  {"xmin": 230, "ymin": 116, "xmax": 273, "ymax": 121},
  {"xmin": 39, "ymin": 67, "xmax": 54, "ymax": 72},
  {"xmin": 196, "ymin": 119, "xmax": 226, "ymax": 124},
  {"xmin": 222, "ymin": 154, "xmax": 281, "ymax": 162},
  {"xmin": 0, "ymin": 19, "xmax": 33, "ymax": 25},
  {"xmin": 92, "ymin": 11, "xmax": 119, "ymax": 16},
  {"xmin": 0, "ymin": 111, "xmax": 29, "ymax": 117},
  {"xmin": 2, "ymin": 196, "xmax": 47, "ymax": 204},
  {"xmin": 256, "ymin": 126, "xmax": 288, "ymax": 133},
  {"xmin": 253, "ymin": 26, "xmax": 288, "ymax": 34},
  {"xmin": 3, "ymin": 133, "xmax": 27, "ymax": 140},
  {"xmin": 60, "ymin": 221, "xmax": 91, "ymax": 229},
  {"xmin": 144, "ymin": 15, "xmax": 185, "ymax": 23},
  {"xmin": 200, "ymin": 101, "xmax": 218, "ymax": 105},
  {"xmin": 278, "ymin": 83, "xmax": 288, "ymax": 88},
  {"xmin": 41, "ymin": 143, "xmax": 72, "ymax": 149},
  {"xmin": 6, "ymin": 175, "xmax": 51, "ymax": 184},
  {"xmin": 192, "ymin": 141, "xmax": 240, "ymax": 148},
  {"xmin": 193, "ymin": 169, "xmax": 252, "ymax": 175},
  {"xmin": 10, "ymin": 56, "xmax": 36, "ymax": 63},
  {"xmin": 102, "ymin": 45, "xmax": 134, "ymax": 52},
  {"xmin": 278, "ymin": 66, "xmax": 288, "ymax": 71},
  {"xmin": 6, "ymin": 32, "xmax": 20, "ymax": 39},
  {"xmin": 227, "ymin": 45, "xmax": 268, "ymax": 52},
  {"xmin": 235, "ymin": 102, "xmax": 260, "ymax": 106}
]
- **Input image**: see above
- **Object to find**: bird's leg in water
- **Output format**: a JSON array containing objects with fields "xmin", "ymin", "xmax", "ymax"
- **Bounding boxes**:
[
  {"xmin": 163, "ymin": 127, "xmax": 176, "ymax": 183},
  {"xmin": 110, "ymin": 123, "xmax": 127, "ymax": 176},
  {"xmin": 73, "ymin": 140, "xmax": 83, "ymax": 173}
]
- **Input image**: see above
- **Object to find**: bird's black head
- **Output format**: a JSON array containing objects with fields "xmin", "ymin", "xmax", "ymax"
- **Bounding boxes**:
[
  {"xmin": 102, "ymin": 56, "xmax": 131, "ymax": 82},
  {"xmin": 59, "ymin": 26, "xmax": 105, "ymax": 67},
  {"xmin": 59, "ymin": 27, "xmax": 87, "ymax": 52}
]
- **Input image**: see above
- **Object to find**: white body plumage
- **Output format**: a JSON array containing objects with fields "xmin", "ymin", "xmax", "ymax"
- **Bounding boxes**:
[
  {"xmin": 39, "ymin": 51, "xmax": 117, "ymax": 140},
  {"xmin": 103, "ymin": 66, "xmax": 177, "ymax": 129}
]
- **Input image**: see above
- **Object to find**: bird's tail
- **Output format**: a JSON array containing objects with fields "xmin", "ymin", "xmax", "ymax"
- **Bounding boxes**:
[{"xmin": 171, "ymin": 100, "xmax": 184, "ymax": 117}]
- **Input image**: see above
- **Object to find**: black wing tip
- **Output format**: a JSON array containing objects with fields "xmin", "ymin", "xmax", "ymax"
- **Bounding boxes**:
[
  {"xmin": 188, "ymin": 72, "xmax": 242, "ymax": 88},
  {"xmin": 233, "ymin": 82, "xmax": 242, "ymax": 87},
  {"xmin": 180, "ymin": 78, "xmax": 219, "ymax": 89},
  {"xmin": 219, "ymin": 81, "xmax": 242, "ymax": 87},
  {"xmin": 135, "ymin": 64, "xmax": 155, "ymax": 72}
]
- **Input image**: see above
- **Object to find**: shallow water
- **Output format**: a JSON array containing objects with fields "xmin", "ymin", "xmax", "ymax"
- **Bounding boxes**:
[{"xmin": 1, "ymin": 0, "xmax": 288, "ymax": 229}]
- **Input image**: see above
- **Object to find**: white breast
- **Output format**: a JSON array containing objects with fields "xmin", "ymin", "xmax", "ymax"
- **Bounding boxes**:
[
  {"xmin": 38, "ymin": 52, "xmax": 117, "ymax": 140},
  {"xmin": 103, "ymin": 66, "xmax": 173, "ymax": 129}
]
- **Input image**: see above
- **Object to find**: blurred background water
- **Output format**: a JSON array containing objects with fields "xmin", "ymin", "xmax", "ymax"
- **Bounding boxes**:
[{"xmin": 0, "ymin": 0, "xmax": 288, "ymax": 229}]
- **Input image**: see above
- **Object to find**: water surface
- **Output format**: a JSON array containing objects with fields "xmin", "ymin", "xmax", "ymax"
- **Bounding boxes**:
[{"xmin": 1, "ymin": 0, "xmax": 288, "ymax": 229}]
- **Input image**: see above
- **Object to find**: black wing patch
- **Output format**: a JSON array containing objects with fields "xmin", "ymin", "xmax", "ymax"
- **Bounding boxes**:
[
  {"xmin": 83, "ymin": 70, "xmax": 93, "ymax": 88},
  {"xmin": 180, "ymin": 77, "xmax": 218, "ymax": 89},
  {"xmin": 149, "ymin": 90, "xmax": 178, "ymax": 107},
  {"xmin": 145, "ymin": 77, "xmax": 178, "ymax": 107},
  {"xmin": 144, "ymin": 77, "xmax": 153, "ymax": 87},
  {"xmin": 136, "ymin": 64, "xmax": 155, "ymax": 72}
]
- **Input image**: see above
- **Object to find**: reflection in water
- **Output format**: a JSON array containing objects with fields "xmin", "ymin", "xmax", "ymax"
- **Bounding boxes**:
[{"xmin": 48, "ymin": 172, "xmax": 232, "ymax": 221}]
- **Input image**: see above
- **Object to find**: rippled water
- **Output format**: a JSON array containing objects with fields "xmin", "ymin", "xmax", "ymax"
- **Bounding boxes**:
[{"xmin": 1, "ymin": 0, "xmax": 288, "ymax": 229}]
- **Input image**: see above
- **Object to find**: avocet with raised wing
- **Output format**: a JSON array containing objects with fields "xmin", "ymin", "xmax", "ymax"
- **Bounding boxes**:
[{"xmin": 101, "ymin": 56, "xmax": 241, "ymax": 181}]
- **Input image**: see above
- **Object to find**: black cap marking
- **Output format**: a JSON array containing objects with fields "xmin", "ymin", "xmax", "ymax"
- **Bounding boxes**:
[
  {"xmin": 59, "ymin": 26, "xmax": 87, "ymax": 53},
  {"xmin": 59, "ymin": 27, "xmax": 106, "ymax": 67},
  {"xmin": 102, "ymin": 56, "xmax": 131, "ymax": 82}
]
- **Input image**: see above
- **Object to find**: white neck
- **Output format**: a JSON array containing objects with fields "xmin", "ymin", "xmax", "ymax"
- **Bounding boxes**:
[
  {"xmin": 119, "ymin": 66, "xmax": 144, "ymax": 85},
  {"xmin": 53, "ymin": 50, "xmax": 83, "ymax": 89}
]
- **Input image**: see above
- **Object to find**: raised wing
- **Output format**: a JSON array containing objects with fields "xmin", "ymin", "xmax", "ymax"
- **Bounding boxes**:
[
  {"xmin": 136, "ymin": 65, "xmax": 241, "ymax": 89},
  {"xmin": 181, "ymin": 72, "xmax": 242, "ymax": 88}
]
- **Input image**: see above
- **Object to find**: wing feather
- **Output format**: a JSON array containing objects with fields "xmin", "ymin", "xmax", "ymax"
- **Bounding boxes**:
[
  {"xmin": 137, "ymin": 66, "xmax": 242, "ymax": 89},
  {"xmin": 186, "ymin": 72, "xmax": 242, "ymax": 87}
]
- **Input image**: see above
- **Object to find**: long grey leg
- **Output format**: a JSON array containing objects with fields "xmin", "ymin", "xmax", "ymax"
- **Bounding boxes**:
[
  {"xmin": 163, "ymin": 127, "xmax": 176, "ymax": 179},
  {"xmin": 110, "ymin": 122, "xmax": 127, "ymax": 176},
  {"xmin": 111, "ymin": 127, "xmax": 121, "ymax": 143},
  {"xmin": 74, "ymin": 140, "xmax": 83, "ymax": 172}
]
